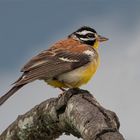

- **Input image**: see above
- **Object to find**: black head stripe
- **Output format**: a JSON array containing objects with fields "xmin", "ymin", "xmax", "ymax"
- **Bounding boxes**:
[
  {"xmin": 69, "ymin": 26, "xmax": 97, "ymax": 46},
  {"xmin": 76, "ymin": 26, "xmax": 97, "ymax": 34},
  {"xmin": 82, "ymin": 39, "xmax": 96, "ymax": 46}
]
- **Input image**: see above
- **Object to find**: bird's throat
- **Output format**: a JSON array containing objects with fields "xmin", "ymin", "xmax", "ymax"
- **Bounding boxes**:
[{"xmin": 92, "ymin": 40, "xmax": 99, "ymax": 49}]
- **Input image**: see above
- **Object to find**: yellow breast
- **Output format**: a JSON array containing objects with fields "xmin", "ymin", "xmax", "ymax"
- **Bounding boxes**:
[
  {"xmin": 79, "ymin": 59, "xmax": 100, "ymax": 85},
  {"xmin": 46, "ymin": 57, "xmax": 100, "ymax": 88},
  {"xmin": 46, "ymin": 40, "xmax": 100, "ymax": 88}
]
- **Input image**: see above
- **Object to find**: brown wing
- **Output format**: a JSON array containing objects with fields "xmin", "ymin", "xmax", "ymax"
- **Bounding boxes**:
[
  {"xmin": 0, "ymin": 39, "xmax": 97, "ymax": 106},
  {"xmin": 15, "ymin": 39, "xmax": 96, "ymax": 86},
  {"xmin": 15, "ymin": 51, "xmax": 91, "ymax": 86},
  {"xmin": 21, "ymin": 38, "xmax": 86, "ymax": 72}
]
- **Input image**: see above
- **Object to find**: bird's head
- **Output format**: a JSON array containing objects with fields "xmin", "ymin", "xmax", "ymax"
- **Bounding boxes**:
[{"xmin": 69, "ymin": 26, "xmax": 108, "ymax": 49}]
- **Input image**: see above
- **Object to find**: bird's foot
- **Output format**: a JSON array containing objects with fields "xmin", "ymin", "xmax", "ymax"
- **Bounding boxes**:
[
  {"xmin": 58, "ymin": 88, "xmax": 66, "ymax": 98},
  {"xmin": 59, "ymin": 87, "xmax": 66, "ymax": 92}
]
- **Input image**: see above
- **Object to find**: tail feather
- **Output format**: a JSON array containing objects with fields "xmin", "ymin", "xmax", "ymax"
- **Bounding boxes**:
[{"xmin": 0, "ymin": 85, "xmax": 24, "ymax": 106}]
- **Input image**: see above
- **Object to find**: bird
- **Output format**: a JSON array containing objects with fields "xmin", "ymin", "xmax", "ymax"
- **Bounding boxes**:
[{"xmin": 0, "ymin": 26, "xmax": 108, "ymax": 106}]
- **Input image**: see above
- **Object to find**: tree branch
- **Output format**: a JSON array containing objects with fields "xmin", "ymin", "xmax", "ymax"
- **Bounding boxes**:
[{"xmin": 0, "ymin": 88, "xmax": 124, "ymax": 140}]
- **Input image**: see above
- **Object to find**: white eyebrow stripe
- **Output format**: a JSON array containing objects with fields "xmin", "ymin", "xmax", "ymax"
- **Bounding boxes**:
[
  {"xmin": 76, "ymin": 30, "xmax": 94, "ymax": 35},
  {"xmin": 80, "ymin": 37, "xmax": 95, "ymax": 41},
  {"xmin": 59, "ymin": 57, "xmax": 79, "ymax": 62}
]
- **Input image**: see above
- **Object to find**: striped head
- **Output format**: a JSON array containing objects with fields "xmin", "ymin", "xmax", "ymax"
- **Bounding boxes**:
[{"xmin": 69, "ymin": 26, "xmax": 108, "ymax": 46}]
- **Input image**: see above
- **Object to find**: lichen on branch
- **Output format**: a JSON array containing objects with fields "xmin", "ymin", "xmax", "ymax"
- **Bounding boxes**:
[{"xmin": 0, "ymin": 88, "xmax": 124, "ymax": 140}]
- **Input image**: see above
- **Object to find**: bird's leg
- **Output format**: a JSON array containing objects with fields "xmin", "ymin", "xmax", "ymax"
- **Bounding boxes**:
[
  {"xmin": 58, "ymin": 83, "xmax": 73, "ymax": 97},
  {"xmin": 59, "ymin": 87, "xmax": 66, "ymax": 92},
  {"xmin": 58, "ymin": 87, "xmax": 66, "ymax": 98}
]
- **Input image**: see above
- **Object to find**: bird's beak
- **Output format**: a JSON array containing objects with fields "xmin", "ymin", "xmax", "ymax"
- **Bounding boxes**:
[{"xmin": 97, "ymin": 35, "xmax": 109, "ymax": 42}]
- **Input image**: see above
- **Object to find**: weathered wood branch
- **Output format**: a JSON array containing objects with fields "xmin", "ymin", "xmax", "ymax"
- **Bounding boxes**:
[{"xmin": 0, "ymin": 88, "xmax": 124, "ymax": 140}]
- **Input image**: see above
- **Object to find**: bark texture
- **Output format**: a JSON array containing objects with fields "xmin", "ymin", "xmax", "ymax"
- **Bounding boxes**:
[{"xmin": 0, "ymin": 88, "xmax": 125, "ymax": 140}]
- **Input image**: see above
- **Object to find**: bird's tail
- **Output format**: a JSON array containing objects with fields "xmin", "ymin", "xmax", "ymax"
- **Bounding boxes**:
[{"xmin": 0, "ymin": 85, "xmax": 24, "ymax": 106}]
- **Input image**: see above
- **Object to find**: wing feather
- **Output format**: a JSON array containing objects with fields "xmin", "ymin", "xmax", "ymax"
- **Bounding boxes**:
[{"xmin": 15, "ymin": 46, "xmax": 96, "ymax": 86}]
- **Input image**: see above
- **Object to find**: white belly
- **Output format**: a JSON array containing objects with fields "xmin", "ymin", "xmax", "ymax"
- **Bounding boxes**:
[
  {"xmin": 57, "ymin": 60, "xmax": 98, "ymax": 88},
  {"xmin": 58, "ymin": 65, "xmax": 87, "ymax": 83}
]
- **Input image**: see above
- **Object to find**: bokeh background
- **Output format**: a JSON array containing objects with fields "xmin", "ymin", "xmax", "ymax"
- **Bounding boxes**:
[{"xmin": 0, "ymin": 0, "xmax": 140, "ymax": 139}]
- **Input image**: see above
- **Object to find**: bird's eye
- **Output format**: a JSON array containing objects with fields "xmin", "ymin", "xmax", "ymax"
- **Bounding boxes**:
[{"xmin": 86, "ymin": 33, "xmax": 93, "ymax": 38}]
